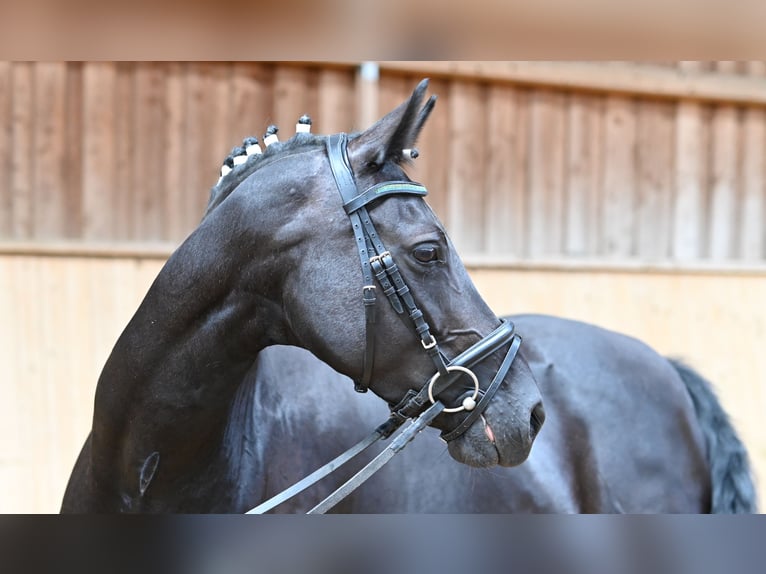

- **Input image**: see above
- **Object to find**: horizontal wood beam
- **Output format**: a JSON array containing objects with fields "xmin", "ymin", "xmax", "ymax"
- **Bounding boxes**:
[
  {"xmin": 4, "ymin": 241, "xmax": 766, "ymax": 276},
  {"xmin": 0, "ymin": 241, "xmax": 177, "ymax": 260},
  {"xmin": 320, "ymin": 61, "xmax": 766, "ymax": 107}
]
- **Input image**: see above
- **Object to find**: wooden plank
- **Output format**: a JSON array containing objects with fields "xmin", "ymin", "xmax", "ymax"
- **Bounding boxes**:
[
  {"xmin": 355, "ymin": 62, "xmax": 379, "ymax": 131},
  {"xmin": 63, "ymin": 62, "xmax": 83, "ymax": 239},
  {"xmin": 184, "ymin": 63, "xmax": 232, "ymax": 228},
  {"xmin": 635, "ymin": 99, "xmax": 675, "ymax": 259},
  {"xmin": 484, "ymin": 83, "xmax": 519, "ymax": 254},
  {"xmin": 132, "ymin": 63, "xmax": 167, "ymax": 240},
  {"xmin": 304, "ymin": 66, "xmax": 320, "ymax": 133},
  {"xmin": 373, "ymin": 61, "xmax": 766, "ymax": 107},
  {"xmin": 708, "ymin": 101, "xmax": 740, "ymax": 259},
  {"xmin": 377, "ymin": 73, "xmax": 409, "ymax": 120},
  {"xmin": 446, "ymin": 80, "xmax": 486, "ymax": 253},
  {"xmin": 163, "ymin": 62, "xmax": 187, "ymax": 242},
  {"xmin": 211, "ymin": 64, "xmax": 233, "ymax": 187},
  {"xmin": 673, "ymin": 62, "xmax": 708, "ymax": 261},
  {"xmin": 81, "ymin": 62, "xmax": 117, "ymax": 241},
  {"xmin": 272, "ymin": 65, "xmax": 307, "ymax": 139},
  {"xmin": 230, "ymin": 62, "xmax": 273, "ymax": 143},
  {"xmin": 32, "ymin": 62, "xmax": 67, "ymax": 239},
  {"xmin": 527, "ymin": 89, "xmax": 566, "ymax": 257},
  {"xmin": 11, "ymin": 62, "xmax": 34, "ymax": 239},
  {"xmin": 740, "ymin": 63, "xmax": 766, "ymax": 260},
  {"xmin": 565, "ymin": 93, "xmax": 603, "ymax": 256},
  {"xmin": 601, "ymin": 95, "xmax": 637, "ymax": 257},
  {"xmin": 111, "ymin": 63, "xmax": 135, "ymax": 241},
  {"xmin": 317, "ymin": 67, "xmax": 354, "ymax": 134},
  {"xmin": 0, "ymin": 62, "xmax": 11, "ymax": 236},
  {"xmin": 412, "ymin": 77, "xmax": 450, "ymax": 223}
]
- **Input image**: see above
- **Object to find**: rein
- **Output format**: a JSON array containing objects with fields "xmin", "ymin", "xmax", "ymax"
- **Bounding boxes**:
[{"xmin": 246, "ymin": 134, "xmax": 522, "ymax": 514}]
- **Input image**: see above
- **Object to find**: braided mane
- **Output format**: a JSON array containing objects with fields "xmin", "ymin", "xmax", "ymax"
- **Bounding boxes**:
[{"xmin": 203, "ymin": 132, "xmax": 330, "ymax": 218}]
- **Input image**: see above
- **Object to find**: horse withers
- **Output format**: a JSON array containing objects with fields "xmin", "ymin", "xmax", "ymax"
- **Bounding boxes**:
[{"xmin": 61, "ymin": 80, "xmax": 543, "ymax": 512}]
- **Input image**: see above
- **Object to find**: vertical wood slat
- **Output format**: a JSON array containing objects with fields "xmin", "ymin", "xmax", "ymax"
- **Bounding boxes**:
[
  {"xmin": 11, "ymin": 62, "xmax": 34, "ymax": 239},
  {"xmin": 317, "ymin": 67, "xmax": 354, "ymax": 135},
  {"xmin": 601, "ymin": 96, "xmax": 637, "ymax": 257},
  {"xmin": 565, "ymin": 93, "xmax": 602, "ymax": 256},
  {"xmin": 355, "ymin": 63, "xmax": 379, "ymax": 131},
  {"xmin": 272, "ymin": 66, "xmax": 308, "ymax": 139},
  {"xmin": 708, "ymin": 105, "xmax": 740, "ymax": 259},
  {"xmin": 413, "ymin": 77, "xmax": 450, "ymax": 223},
  {"xmin": 63, "ymin": 63, "xmax": 83, "ymax": 239},
  {"xmin": 740, "ymin": 62, "xmax": 766, "ymax": 260},
  {"xmin": 377, "ymin": 74, "xmax": 409, "ymax": 120},
  {"xmin": 184, "ymin": 63, "xmax": 232, "ymax": 230},
  {"xmin": 230, "ymin": 62, "xmax": 273, "ymax": 141},
  {"xmin": 527, "ymin": 90, "xmax": 566, "ymax": 257},
  {"xmin": 635, "ymin": 100, "xmax": 675, "ymax": 259},
  {"xmin": 447, "ymin": 80, "xmax": 486, "ymax": 253},
  {"xmin": 673, "ymin": 61, "xmax": 708, "ymax": 261},
  {"xmin": 708, "ymin": 60, "xmax": 740, "ymax": 260},
  {"xmin": 132, "ymin": 63, "xmax": 167, "ymax": 240},
  {"xmin": 0, "ymin": 62, "xmax": 11, "ymax": 236},
  {"xmin": 484, "ymin": 84, "xmax": 520, "ymax": 254},
  {"xmin": 33, "ymin": 63, "xmax": 67, "ymax": 239},
  {"xmin": 164, "ymin": 62, "xmax": 187, "ymax": 242},
  {"xmin": 82, "ymin": 62, "xmax": 117, "ymax": 241},
  {"xmin": 112, "ymin": 63, "xmax": 135, "ymax": 241}
]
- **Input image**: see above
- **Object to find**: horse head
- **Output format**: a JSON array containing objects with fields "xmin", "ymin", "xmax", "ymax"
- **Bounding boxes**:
[{"xmin": 207, "ymin": 79, "xmax": 544, "ymax": 468}]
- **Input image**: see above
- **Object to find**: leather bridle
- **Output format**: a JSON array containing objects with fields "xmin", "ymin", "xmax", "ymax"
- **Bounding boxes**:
[{"xmin": 246, "ymin": 134, "xmax": 522, "ymax": 514}]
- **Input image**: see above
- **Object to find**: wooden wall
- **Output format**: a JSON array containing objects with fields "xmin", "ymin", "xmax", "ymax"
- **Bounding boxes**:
[
  {"xmin": 2, "ymin": 61, "xmax": 766, "ymax": 262},
  {"xmin": 1, "ymin": 251, "xmax": 764, "ymax": 513},
  {"xmin": 2, "ymin": 61, "xmax": 766, "ymax": 512}
]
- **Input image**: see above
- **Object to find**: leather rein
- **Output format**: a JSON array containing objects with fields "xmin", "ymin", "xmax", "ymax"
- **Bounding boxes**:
[{"xmin": 246, "ymin": 134, "xmax": 521, "ymax": 514}]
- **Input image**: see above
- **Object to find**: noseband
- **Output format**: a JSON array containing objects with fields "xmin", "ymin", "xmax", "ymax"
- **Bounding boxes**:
[{"xmin": 326, "ymin": 133, "xmax": 521, "ymax": 441}]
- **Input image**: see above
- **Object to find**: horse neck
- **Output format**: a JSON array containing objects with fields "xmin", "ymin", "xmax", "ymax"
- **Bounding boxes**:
[{"xmin": 89, "ymin": 203, "xmax": 289, "ymax": 499}]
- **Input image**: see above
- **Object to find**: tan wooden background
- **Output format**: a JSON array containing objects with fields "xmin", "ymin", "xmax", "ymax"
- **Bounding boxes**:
[
  {"xmin": 1, "ymin": 251, "xmax": 764, "ymax": 513},
  {"xmin": 2, "ymin": 61, "xmax": 766, "ymax": 261},
  {"xmin": 2, "ymin": 61, "xmax": 766, "ymax": 512}
]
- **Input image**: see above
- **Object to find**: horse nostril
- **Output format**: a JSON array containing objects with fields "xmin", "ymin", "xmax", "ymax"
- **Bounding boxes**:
[{"xmin": 529, "ymin": 402, "xmax": 545, "ymax": 439}]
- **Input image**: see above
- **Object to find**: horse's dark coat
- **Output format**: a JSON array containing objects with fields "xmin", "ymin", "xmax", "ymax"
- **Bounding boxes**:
[
  {"xmin": 60, "ymin": 80, "xmax": 756, "ymax": 514},
  {"xmin": 239, "ymin": 315, "xmax": 754, "ymax": 513}
]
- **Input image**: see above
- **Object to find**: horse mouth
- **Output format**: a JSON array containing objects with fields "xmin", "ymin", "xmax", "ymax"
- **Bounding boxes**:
[{"xmin": 446, "ymin": 401, "xmax": 544, "ymax": 468}]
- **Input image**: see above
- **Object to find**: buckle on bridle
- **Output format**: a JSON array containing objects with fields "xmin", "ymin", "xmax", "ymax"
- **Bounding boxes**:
[
  {"xmin": 421, "ymin": 334, "xmax": 437, "ymax": 350},
  {"xmin": 369, "ymin": 251, "xmax": 391, "ymax": 265},
  {"xmin": 362, "ymin": 285, "xmax": 376, "ymax": 300}
]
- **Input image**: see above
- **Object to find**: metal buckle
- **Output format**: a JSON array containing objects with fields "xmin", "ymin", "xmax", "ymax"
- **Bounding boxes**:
[
  {"xmin": 369, "ymin": 251, "xmax": 391, "ymax": 265},
  {"xmin": 421, "ymin": 334, "xmax": 437, "ymax": 350}
]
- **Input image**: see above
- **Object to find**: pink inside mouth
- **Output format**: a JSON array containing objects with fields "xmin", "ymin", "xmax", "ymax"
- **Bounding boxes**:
[{"xmin": 481, "ymin": 415, "xmax": 496, "ymax": 444}]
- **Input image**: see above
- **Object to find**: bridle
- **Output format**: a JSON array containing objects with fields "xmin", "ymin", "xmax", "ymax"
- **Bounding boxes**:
[{"xmin": 246, "ymin": 133, "xmax": 522, "ymax": 514}]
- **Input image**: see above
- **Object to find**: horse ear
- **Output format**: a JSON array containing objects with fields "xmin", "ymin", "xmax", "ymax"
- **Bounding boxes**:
[{"xmin": 348, "ymin": 79, "xmax": 436, "ymax": 167}]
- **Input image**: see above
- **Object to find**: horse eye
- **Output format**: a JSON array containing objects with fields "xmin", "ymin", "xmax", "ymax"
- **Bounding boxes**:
[{"xmin": 413, "ymin": 246, "xmax": 439, "ymax": 263}]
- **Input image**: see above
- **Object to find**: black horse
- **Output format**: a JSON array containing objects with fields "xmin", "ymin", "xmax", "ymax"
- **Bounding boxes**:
[
  {"xmin": 244, "ymin": 329, "xmax": 755, "ymax": 513},
  {"xmin": 61, "ymin": 80, "xmax": 544, "ymax": 512},
  {"xmin": 62, "ymin": 80, "xmax": 756, "ymax": 514}
]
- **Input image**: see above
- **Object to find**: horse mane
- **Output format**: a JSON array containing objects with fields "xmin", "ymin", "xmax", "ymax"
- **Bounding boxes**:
[{"xmin": 203, "ymin": 132, "xmax": 330, "ymax": 218}]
